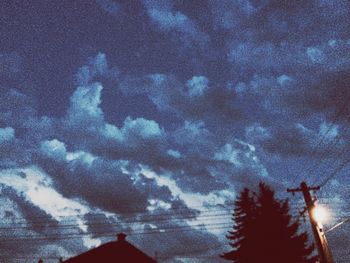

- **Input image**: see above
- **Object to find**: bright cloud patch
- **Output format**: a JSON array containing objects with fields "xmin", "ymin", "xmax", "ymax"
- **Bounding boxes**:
[
  {"xmin": 0, "ymin": 166, "xmax": 90, "ymax": 219},
  {"xmin": 40, "ymin": 139, "xmax": 67, "ymax": 160},
  {"xmin": 68, "ymin": 83, "xmax": 104, "ymax": 121},
  {"xmin": 0, "ymin": 127, "xmax": 15, "ymax": 144},
  {"xmin": 186, "ymin": 76, "xmax": 209, "ymax": 97}
]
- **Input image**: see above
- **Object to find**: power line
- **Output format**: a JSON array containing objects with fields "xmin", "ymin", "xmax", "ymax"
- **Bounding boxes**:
[
  {"xmin": 291, "ymin": 100, "xmax": 350, "ymax": 185},
  {"xmin": 0, "ymin": 207, "xmax": 307, "ymax": 232},
  {"xmin": 309, "ymin": 136, "xmax": 350, "ymax": 186},
  {"xmin": 0, "ymin": 205, "xmax": 316, "ymax": 236},
  {"xmin": 0, "ymin": 212, "xmax": 312, "ymax": 244},
  {"xmin": 325, "ymin": 218, "xmax": 350, "ymax": 234},
  {"xmin": 0, "ymin": 206, "xmax": 233, "ymax": 226},
  {"xmin": 319, "ymin": 155, "xmax": 350, "ymax": 187},
  {"xmin": 0, "ymin": 223, "xmax": 233, "ymax": 243},
  {"xmin": 0, "ymin": 212, "xmax": 232, "ymax": 231},
  {"xmin": 308, "ymin": 139, "xmax": 344, "ymax": 185}
]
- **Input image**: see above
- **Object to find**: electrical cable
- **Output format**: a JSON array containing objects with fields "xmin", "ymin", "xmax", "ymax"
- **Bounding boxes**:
[{"xmin": 290, "ymin": 100, "xmax": 350, "ymax": 185}]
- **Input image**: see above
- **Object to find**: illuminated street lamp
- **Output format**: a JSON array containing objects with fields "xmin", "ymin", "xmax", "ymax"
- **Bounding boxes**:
[{"xmin": 312, "ymin": 205, "xmax": 328, "ymax": 225}]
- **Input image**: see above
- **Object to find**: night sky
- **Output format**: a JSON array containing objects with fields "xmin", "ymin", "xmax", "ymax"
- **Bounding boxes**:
[{"xmin": 1, "ymin": 0, "xmax": 350, "ymax": 262}]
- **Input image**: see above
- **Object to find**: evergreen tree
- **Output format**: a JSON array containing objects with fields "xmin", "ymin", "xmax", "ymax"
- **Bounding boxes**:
[
  {"xmin": 222, "ymin": 183, "xmax": 316, "ymax": 263},
  {"xmin": 221, "ymin": 188, "xmax": 259, "ymax": 262}
]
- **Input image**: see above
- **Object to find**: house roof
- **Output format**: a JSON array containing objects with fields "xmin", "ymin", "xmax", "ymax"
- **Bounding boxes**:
[{"xmin": 63, "ymin": 233, "xmax": 157, "ymax": 263}]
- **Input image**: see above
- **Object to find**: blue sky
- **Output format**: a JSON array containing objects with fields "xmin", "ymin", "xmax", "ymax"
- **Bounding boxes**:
[{"xmin": 1, "ymin": 0, "xmax": 350, "ymax": 262}]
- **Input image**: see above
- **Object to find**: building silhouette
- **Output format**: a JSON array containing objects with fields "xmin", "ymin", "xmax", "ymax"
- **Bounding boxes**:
[{"xmin": 61, "ymin": 233, "xmax": 157, "ymax": 263}]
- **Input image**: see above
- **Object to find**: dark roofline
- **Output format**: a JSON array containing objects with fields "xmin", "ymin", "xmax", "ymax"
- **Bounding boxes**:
[{"xmin": 62, "ymin": 234, "xmax": 157, "ymax": 263}]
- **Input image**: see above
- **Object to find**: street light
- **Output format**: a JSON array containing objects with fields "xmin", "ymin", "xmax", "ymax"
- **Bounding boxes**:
[{"xmin": 312, "ymin": 205, "xmax": 328, "ymax": 224}]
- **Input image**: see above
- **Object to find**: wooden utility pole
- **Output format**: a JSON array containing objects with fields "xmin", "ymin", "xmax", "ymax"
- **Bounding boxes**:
[{"xmin": 287, "ymin": 182, "xmax": 334, "ymax": 263}]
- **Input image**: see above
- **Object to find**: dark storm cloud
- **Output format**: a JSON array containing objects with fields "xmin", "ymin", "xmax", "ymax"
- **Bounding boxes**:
[
  {"xmin": 38, "ymin": 138, "xmax": 174, "ymax": 214},
  {"xmin": 285, "ymin": 69, "xmax": 350, "ymax": 120},
  {"xmin": 83, "ymin": 212, "xmax": 126, "ymax": 240},
  {"xmin": 0, "ymin": 184, "xmax": 64, "ymax": 235},
  {"xmin": 0, "ymin": 51, "xmax": 269, "ymax": 209},
  {"xmin": 58, "ymin": 80, "xmax": 173, "ymax": 176},
  {"xmin": 63, "ymin": 71, "xmax": 265, "ymax": 194},
  {"xmin": 0, "ymin": 133, "xmax": 32, "ymax": 169},
  {"xmin": 64, "ymin": 80, "xmax": 256, "ymax": 195},
  {"xmin": 80, "ymin": 198, "xmax": 222, "ymax": 261},
  {"xmin": 246, "ymin": 122, "xmax": 346, "ymax": 158},
  {"xmin": 130, "ymin": 221, "xmax": 222, "ymax": 262},
  {"xmin": 46, "ymin": 57, "xmax": 262, "ymax": 196},
  {"xmin": 0, "ymin": 89, "xmax": 55, "ymax": 168},
  {"xmin": 0, "ymin": 184, "xmax": 78, "ymax": 261},
  {"xmin": 212, "ymin": 0, "xmax": 350, "ymax": 121},
  {"xmin": 0, "ymin": 54, "xmax": 278, "ymax": 206},
  {"xmin": 210, "ymin": 0, "xmax": 350, "ymax": 44},
  {"xmin": 0, "ymin": 54, "xmax": 208, "ymax": 258},
  {"xmin": 0, "ymin": 89, "xmax": 37, "ymax": 127},
  {"xmin": 119, "ymin": 73, "xmax": 241, "ymax": 122}
]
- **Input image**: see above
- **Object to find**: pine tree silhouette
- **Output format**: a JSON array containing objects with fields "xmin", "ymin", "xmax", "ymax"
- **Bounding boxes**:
[
  {"xmin": 221, "ymin": 188, "xmax": 259, "ymax": 262},
  {"xmin": 222, "ymin": 183, "xmax": 316, "ymax": 263}
]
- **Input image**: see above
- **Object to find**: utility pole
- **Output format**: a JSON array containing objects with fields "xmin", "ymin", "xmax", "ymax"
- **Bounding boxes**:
[{"xmin": 287, "ymin": 182, "xmax": 334, "ymax": 263}]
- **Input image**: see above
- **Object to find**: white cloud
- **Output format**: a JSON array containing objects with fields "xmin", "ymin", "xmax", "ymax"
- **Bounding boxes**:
[
  {"xmin": 214, "ymin": 143, "xmax": 241, "ymax": 167},
  {"xmin": 148, "ymin": 8, "xmax": 189, "ymax": 31},
  {"xmin": 186, "ymin": 76, "xmax": 209, "ymax": 97},
  {"xmin": 245, "ymin": 123, "xmax": 272, "ymax": 142},
  {"xmin": 319, "ymin": 121, "xmax": 338, "ymax": 140},
  {"xmin": 121, "ymin": 116, "xmax": 163, "ymax": 140},
  {"xmin": 307, "ymin": 47, "xmax": 326, "ymax": 63},
  {"xmin": 177, "ymin": 121, "xmax": 208, "ymax": 139},
  {"xmin": 75, "ymin": 53, "xmax": 109, "ymax": 85},
  {"xmin": 0, "ymin": 166, "xmax": 90, "ymax": 219},
  {"xmin": 102, "ymin": 123, "xmax": 123, "ymax": 140},
  {"xmin": 40, "ymin": 139, "xmax": 67, "ymax": 160},
  {"xmin": 167, "ymin": 149, "xmax": 181, "ymax": 158},
  {"xmin": 41, "ymin": 139, "xmax": 97, "ymax": 167},
  {"xmin": 66, "ymin": 151, "xmax": 96, "ymax": 166},
  {"xmin": 0, "ymin": 127, "xmax": 15, "ymax": 143},
  {"xmin": 140, "ymin": 166, "xmax": 233, "ymax": 210},
  {"xmin": 213, "ymin": 139, "xmax": 270, "ymax": 183},
  {"xmin": 144, "ymin": 0, "xmax": 209, "ymax": 47},
  {"xmin": 68, "ymin": 83, "xmax": 104, "ymax": 121},
  {"xmin": 277, "ymin": 74, "xmax": 293, "ymax": 87}
]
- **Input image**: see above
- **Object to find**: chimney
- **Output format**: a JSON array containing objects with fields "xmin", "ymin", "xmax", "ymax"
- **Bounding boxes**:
[{"xmin": 117, "ymin": 232, "xmax": 127, "ymax": 242}]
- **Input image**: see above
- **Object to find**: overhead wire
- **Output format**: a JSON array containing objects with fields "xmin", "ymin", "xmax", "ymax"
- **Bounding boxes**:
[
  {"xmin": 0, "ymin": 209, "xmax": 308, "ymax": 243},
  {"xmin": 308, "ymin": 126, "xmax": 350, "ymax": 185},
  {"xmin": 0, "ymin": 222, "xmax": 234, "ymax": 243},
  {"xmin": 0, "ymin": 212, "xmax": 233, "ymax": 231},
  {"xmin": 309, "ymin": 121, "xmax": 350, "ymax": 186},
  {"xmin": 0, "ymin": 205, "xmax": 306, "ymax": 231},
  {"xmin": 0, "ymin": 205, "xmax": 233, "ymax": 225},
  {"xmin": 318, "ymin": 154, "xmax": 350, "ymax": 187},
  {"xmin": 325, "ymin": 218, "xmax": 350, "ymax": 234},
  {"xmin": 0, "ymin": 211, "xmax": 307, "ymax": 234},
  {"xmin": 290, "ymin": 99, "xmax": 350, "ymax": 186}
]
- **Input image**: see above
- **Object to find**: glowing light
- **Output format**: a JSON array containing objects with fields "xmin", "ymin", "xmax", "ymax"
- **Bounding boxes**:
[{"xmin": 312, "ymin": 205, "xmax": 328, "ymax": 223}]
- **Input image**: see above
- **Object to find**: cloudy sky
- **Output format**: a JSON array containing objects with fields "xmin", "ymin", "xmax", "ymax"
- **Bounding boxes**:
[{"xmin": 1, "ymin": 0, "xmax": 350, "ymax": 262}]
